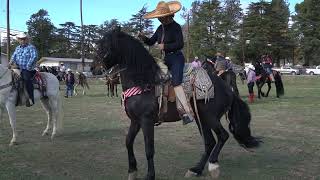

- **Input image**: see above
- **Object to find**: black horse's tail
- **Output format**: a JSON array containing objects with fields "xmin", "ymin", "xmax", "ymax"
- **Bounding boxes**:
[
  {"xmin": 274, "ymin": 71, "xmax": 284, "ymax": 97},
  {"xmin": 228, "ymin": 94, "xmax": 260, "ymax": 148}
]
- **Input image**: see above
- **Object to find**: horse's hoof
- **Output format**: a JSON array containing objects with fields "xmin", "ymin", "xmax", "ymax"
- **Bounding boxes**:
[
  {"xmin": 208, "ymin": 163, "xmax": 220, "ymax": 179},
  {"xmin": 9, "ymin": 141, "xmax": 18, "ymax": 146},
  {"xmin": 42, "ymin": 131, "xmax": 49, "ymax": 136},
  {"xmin": 128, "ymin": 171, "xmax": 137, "ymax": 180},
  {"xmin": 51, "ymin": 134, "xmax": 56, "ymax": 140},
  {"xmin": 185, "ymin": 170, "xmax": 199, "ymax": 178}
]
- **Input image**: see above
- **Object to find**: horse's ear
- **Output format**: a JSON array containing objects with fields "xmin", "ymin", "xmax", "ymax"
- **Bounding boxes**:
[{"xmin": 115, "ymin": 26, "xmax": 121, "ymax": 33}]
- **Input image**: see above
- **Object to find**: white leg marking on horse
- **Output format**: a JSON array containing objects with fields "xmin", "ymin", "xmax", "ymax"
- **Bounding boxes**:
[
  {"xmin": 128, "ymin": 171, "xmax": 137, "ymax": 180},
  {"xmin": 208, "ymin": 163, "xmax": 220, "ymax": 179},
  {"xmin": 184, "ymin": 170, "xmax": 198, "ymax": 178},
  {"xmin": 41, "ymin": 99, "xmax": 52, "ymax": 136}
]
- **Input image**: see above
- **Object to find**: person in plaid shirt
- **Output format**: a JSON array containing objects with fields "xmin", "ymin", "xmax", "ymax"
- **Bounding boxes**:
[{"xmin": 10, "ymin": 32, "xmax": 38, "ymax": 107}]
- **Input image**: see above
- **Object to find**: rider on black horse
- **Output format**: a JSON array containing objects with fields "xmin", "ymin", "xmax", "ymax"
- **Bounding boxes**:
[{"xmin": 261, "ymin": 54, "xmax": 274, "ymax": 82}]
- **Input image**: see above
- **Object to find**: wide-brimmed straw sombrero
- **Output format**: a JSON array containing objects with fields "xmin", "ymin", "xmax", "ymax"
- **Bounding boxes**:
[{"xmin": 143, "ymin": 1, "xmax": 182, "ymax": 19}]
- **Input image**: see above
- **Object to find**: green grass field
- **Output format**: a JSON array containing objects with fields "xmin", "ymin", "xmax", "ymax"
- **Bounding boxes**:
[{"xmin": 0, "ymin": 76, "xmax": 319, "ymax": 180}]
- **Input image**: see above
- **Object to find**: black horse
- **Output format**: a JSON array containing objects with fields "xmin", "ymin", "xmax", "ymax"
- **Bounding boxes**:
[
  {"xmin": 96, "ymin": 30, "xmax": 260, "ymax": 180},
  {"xmin": 202, "ymin": 59, "xmax": 240, "ymax": 96},
  {"xmin": 253, "ymin": 61, "xmax": 284, "ymax": 98}
]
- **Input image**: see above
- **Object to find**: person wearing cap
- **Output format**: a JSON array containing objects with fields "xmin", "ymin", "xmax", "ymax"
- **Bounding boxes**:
[
  {"xmin": 247, "ymin": 64, "xmax": 256, "ymax": 103},
  {"xmin": 214, "ymin": 52, "xmax": 227, "ymax": 76},
  {"xmin": 138, "ymin": 1, "xmax": 194, "ymax": 125},
  {"xmin": 10, "ymin": 32, "xmax": 38, "ymax": 107},
  {"xmin": 64, "ymin": 68, "xmax": 75, "ymax": 98}
]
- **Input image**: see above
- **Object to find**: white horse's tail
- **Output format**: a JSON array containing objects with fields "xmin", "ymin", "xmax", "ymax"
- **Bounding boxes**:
[{"xmin": 56, "ymin": 91, "xmax": 64, "ymax": 131}]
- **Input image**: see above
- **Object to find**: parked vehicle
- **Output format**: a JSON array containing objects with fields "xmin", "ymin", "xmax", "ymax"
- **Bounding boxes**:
[
  {"xmin": 272, "ymin": 66, "xmax": 300, "ymax": 75},
  {"xmin": 306, "ymin": 66, "xmax": 320, "ymax": 75}
]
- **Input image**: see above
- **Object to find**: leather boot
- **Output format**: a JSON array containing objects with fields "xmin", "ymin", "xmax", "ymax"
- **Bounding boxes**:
[{"xmin": 174, "ymin": 85, "xmax": 194, "ymax": 125}]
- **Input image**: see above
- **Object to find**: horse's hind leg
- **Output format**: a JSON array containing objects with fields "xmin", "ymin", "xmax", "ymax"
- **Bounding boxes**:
[
  {"xmin": 111, "ymin": 84, "xmax": 115, "ymax": 97},
  {"xmin": 74, "ymin": 84, "xmax": 78, "ymax": 96},
  {"xmin": 207, "ymin": 118, "xmax": 229, "ymax": 178},
  {"xmin": 256, "ymin": 83, "xmax": 262, "ymax": 99},
  {"xmin": 40, "ymin": 98, "xmax": 52, "ymax": 136},
  {"xmin": 48, "ymin": 97, "xmax": 59, "ymax": 139},
  {"xmin": 82, "ymin": 86, "xmax": 86, "ymax": 95},
  {"xmin": 5, "ymin": 101, "xmax": 17, "ymax": 146},
  {"xmin": 127, "ymin": 121, "xmax": 141, "ymax": 180}
]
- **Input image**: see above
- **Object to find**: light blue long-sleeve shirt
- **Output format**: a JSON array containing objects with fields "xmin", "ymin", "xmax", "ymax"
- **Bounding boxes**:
[{"xmin": 11, "ymin": 44, "xmax": 38, "ymax": 70}]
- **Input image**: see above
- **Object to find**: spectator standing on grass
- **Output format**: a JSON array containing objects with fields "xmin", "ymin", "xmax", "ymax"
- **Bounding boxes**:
[
  {"xmin": 247, "ymin": 64, "xmax": 256, "ymax": 103},
  {"xmin": 64, "ymin": 68, "xmax": 75, "ymax": 98}
]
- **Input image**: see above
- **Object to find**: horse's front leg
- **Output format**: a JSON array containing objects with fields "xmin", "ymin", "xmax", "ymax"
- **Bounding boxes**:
[
  {"xmin": 207, "ymin": 121, "xmax": 229, "ymax": 179},
  {"xmin": 110, "ymin": 84, "xmax": 114, "ymax": 97},
  {"xmin": 127, "ymin": 121, "xmax": 141, "ymax": 180},
  {"xmin": 6, "ymin": 101, "xmax": 17, "ymax": 146},
  {"xmin": 186, "ymin": 119, "xmax": 216, "ymax": 177},
  {"xmin": 141, "ymin": 117, "xmax": 155, "ymax": 180},
  {"xmin": 256, "ymin": 82, "xmax": 262, "ymax": 99},
  {"xmin": 107, "ymin": 84, "xmax": 110, "ymax": 97},
  {"xmin": 266, "ymin": 82, "xmax": 271, "ymax": 97},
  {"xmin": 115, "ymin": 84, "xmax": 118, "ymax": 97}
]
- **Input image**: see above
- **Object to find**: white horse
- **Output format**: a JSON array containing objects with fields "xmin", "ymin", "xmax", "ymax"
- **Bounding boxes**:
[{"xmin": 0, "ymin": 65, "xmax": 63, "ymax": 146}]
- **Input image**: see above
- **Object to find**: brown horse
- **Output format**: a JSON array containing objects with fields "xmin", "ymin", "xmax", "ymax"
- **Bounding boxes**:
[
  {"xmin": 74, "ymin": 72, "xmax": 90, "ymax": 96},
  {"xmin": 105, "ymin": 73, "xmax": 120, "ymax": 97}
]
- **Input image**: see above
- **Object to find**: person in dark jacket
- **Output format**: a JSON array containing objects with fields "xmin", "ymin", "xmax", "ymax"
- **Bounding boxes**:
[
  {"xmin": 64, "ymin": 68, "xmax": 75, "ymax": 98},
  {"xmin": 138, "ymin": 1, "xmax": 194, "ymax": 125}
]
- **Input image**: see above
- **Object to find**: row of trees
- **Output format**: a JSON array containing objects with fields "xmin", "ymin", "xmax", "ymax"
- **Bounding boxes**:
[
  {"xmin": 1, "ymin": 6, "xmax": 153, "ymax": 60},
  {"xmin": 185, "ymin": 0, "xmax": 320, "ymax": 66},
  {"xmin": 2, "ymin": 0, "xmax": 320, "ymax": 66}
]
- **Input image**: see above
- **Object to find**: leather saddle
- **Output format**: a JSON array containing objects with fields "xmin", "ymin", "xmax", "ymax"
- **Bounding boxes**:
[
  {"xmin": 12, "ymin": 70, "xmax": 48, "ymax": 106},
  {"xmin": 155, "ymin": 62, "xmax": 215, "ymax": 125}
]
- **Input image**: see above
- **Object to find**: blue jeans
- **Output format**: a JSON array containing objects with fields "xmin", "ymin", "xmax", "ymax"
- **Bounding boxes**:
[
  {"xmin": 21, "ymin": 69, "xmax": 36, "ymax": 103},
  {"xmin": 164, "ymin": 51, "xmax": 185, "ymax": 87},
  {"xmin": 65, "ymin": 84, "xmax": 74, "ymax": 97}
]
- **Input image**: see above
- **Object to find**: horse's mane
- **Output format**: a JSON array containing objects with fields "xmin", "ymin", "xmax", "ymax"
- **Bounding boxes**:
[{"xmin": 102, "ymin": 30, "xmax": 160, "ymax": 88}]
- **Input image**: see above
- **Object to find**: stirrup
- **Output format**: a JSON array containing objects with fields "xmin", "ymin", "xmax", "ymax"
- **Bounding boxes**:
[
  {"xmin": 182, "ymin": 114, "xmax": 194, "ymax": 125},
  {"xmin": 154, "ymin": 121, "xmax": 162, "ymax": 126}
]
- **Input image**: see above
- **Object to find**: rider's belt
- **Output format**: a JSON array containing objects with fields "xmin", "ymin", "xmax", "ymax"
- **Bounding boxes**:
[{"xmin": 165, "ymin": 50, "xmax": 181, "ymax": 55}]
